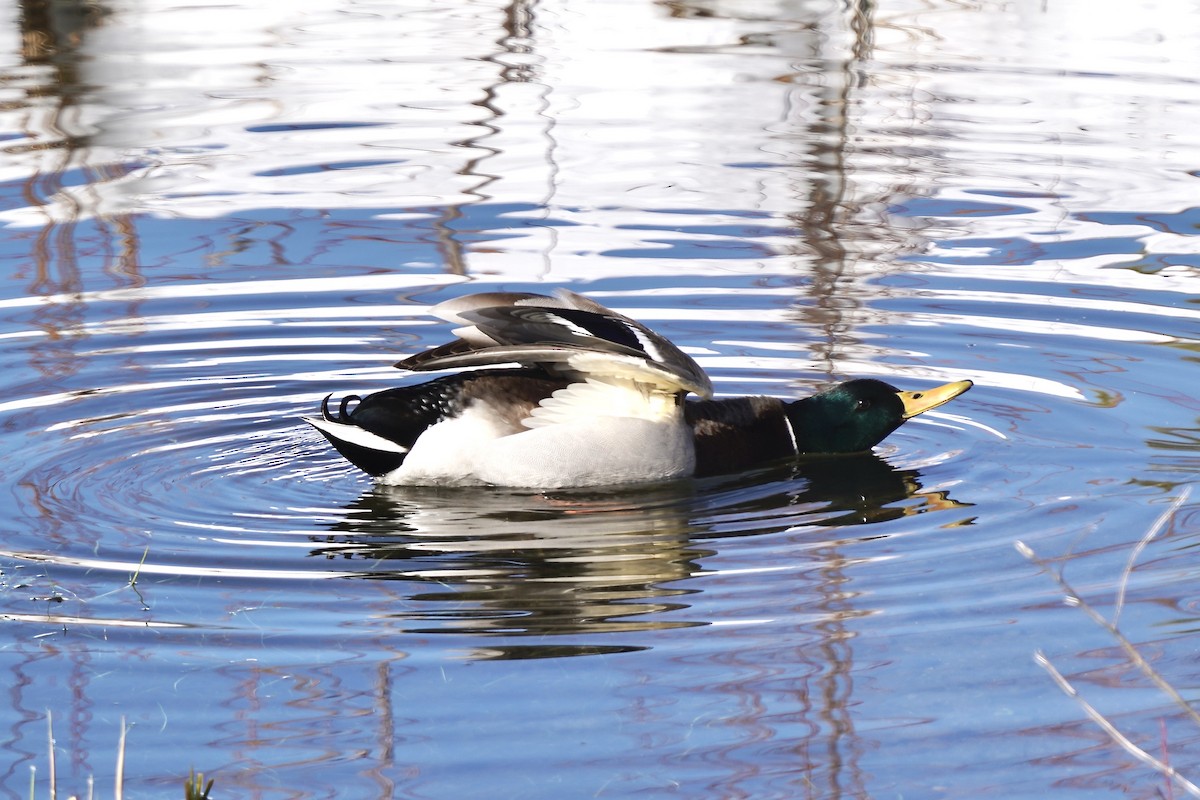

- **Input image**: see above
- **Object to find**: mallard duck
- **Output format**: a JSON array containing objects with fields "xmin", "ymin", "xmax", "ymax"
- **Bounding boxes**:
[{"xmin": 306, "ymin": 290, "xmax": 972, "ymax": 487}]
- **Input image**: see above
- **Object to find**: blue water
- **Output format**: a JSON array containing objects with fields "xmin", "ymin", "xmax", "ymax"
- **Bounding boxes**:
[{"xmin": 0, "ymin": 1, "xmax": 1198, "ymax": 798}]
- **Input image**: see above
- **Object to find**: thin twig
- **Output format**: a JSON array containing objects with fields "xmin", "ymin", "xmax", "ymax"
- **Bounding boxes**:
[
  {"xmin": 1115, "ymin": 487, "xmax": 1191, "ymax": 627},
  {"xmin": 1035, "ymin": 651, "xmax": 1200, "ymax": 799},
  {"xmin": 129, "ymin": 548, "xmax": 149, "ymax": 588},
  {"xmin": 128, "ymin": 548, "xmax": 151, "ymax": 610}
]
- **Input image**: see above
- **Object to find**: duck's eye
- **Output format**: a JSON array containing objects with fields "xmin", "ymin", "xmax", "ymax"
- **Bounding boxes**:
[{"xmin": 855, "ymin": 398, "xmax": 872, "ymax": 412}]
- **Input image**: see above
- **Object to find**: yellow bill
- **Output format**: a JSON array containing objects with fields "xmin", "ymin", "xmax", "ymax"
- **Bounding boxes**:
[{"xmin": 897, "ymin": 380, "xmax": 974, "ymax": 419}]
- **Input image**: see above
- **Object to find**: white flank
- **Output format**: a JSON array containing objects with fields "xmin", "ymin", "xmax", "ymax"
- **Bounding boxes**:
[
  {"xmin": 373, "ymin": 382, "xmax": 693, "ymax": 488},
  {"xmin": 303, "ymin": 416, "xmax": 408, "ymax": 453},
  {"xmin": 523, "ymin": 378, "xmax": 676, "ymax": 429},
  {"xmin": 380, "ymin": 405, "xmax": 517, "ymax": 485}
]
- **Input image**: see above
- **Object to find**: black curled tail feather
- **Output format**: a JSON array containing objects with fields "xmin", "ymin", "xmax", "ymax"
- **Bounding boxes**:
[
  {"xmin": 312, "ymin": 376, "xmax": 469, "ymax": 477},
  {"xmin": 321, "ymin": 393, "xmax": 361, "ymax": 423},
  {"xmin": 311, "ymin": 391, "xmax": 407, "ymax": 477}
]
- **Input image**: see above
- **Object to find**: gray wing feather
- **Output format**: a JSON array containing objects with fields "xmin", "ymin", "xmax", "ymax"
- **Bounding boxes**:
[{"xmin": 399, "ymin": 290, "xmax": 713, "ymax": 398}]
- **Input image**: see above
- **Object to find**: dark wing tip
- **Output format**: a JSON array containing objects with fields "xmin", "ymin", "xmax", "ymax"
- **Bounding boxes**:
[{"xmin": 396, "ymin": 339, "xmax": 477, "ymax": 372}]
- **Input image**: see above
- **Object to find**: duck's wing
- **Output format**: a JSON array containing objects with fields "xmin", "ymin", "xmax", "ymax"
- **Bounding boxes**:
[{"xmin": 397, "ymin": 290, "xmax": 713, "ymax": 398}]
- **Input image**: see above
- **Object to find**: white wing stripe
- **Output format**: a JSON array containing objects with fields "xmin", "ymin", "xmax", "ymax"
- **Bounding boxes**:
[
  {"xmin": 304, "ymin": 416, "xmax": 409, "ymax": 453},
  {"xmin": 628, "ymin": 324, "xmax": 665, "ymax": 362}
]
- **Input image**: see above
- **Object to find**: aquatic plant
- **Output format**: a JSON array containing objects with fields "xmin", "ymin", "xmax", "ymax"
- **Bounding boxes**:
[{"xmin": 185, "ymin": 769, "xmax": 214, "ymax": 800}]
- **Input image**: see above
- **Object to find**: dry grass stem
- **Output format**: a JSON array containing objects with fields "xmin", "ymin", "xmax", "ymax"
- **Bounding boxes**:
[
  {"xmin": 115, "ymin": 717, "xmax": 127, "ymax": 800},
  {"xmin": 46, "ymin": 710, "xmax": 56, "ymax": 800},
  {"xmin": 1018, "ymin": 488, "xmax": 1199, "ymax": 794},
  {"xmin": 1016, "ymin": 493, "xmax": 1200, "ymax": 730},
  {"xmin": 1114, "ymin": 488, "xmax": 1191, "ymax": 627},
  {"xmin": 1035, "ymin": 651, "xmax": 1200, "ymax": 798}
]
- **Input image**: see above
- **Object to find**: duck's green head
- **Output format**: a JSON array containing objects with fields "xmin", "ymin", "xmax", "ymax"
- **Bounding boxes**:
[{"xmin": 784, "ymin": 378, "xmax": 972, "ymax": 454}]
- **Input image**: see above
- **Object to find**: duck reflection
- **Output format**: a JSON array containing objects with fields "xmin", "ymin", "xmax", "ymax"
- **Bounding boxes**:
[
  {"xmin": 792, "ymin": 451, "xmax": 969, "ymax": 528},
  {"xmin": 311, "ymin": 453, "xmax": 970, "ymax": 657},
  {"xmin": 315, "ymin": 481, "xmax": 708, "ymax": 655}
]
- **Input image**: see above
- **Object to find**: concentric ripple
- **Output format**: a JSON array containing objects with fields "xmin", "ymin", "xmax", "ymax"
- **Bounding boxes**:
[
  {"xmin": 0, "ymin": 274, "xmax": 1025, "ymax": 639},
  {"xmin": 0, "ymin": 254, "xmax": 1192, "ymax": 654}
]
